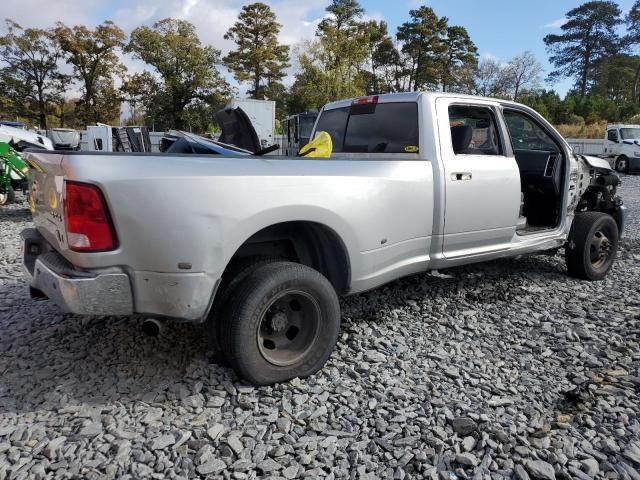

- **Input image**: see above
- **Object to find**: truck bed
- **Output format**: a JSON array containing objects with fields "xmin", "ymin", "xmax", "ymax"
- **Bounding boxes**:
[{"xmin": 25, "ymin": 150, "xmax": 434, "ymax": 320}]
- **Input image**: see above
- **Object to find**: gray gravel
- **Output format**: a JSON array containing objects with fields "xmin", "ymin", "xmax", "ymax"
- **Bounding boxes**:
[{"xmin": 1, "ymin": 176, "xmax": 639, "ymax": 480}]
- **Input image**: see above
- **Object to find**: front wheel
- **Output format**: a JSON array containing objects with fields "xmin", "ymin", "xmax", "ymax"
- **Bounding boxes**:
[
  {"xmin": 220, "ymin": 261, "xmax": 340, "ymax": 385},
  {"xmin": 615, "ymin": 156, "xmax": 629, "ymax": 173},
  {"xmin": 566, "ymin": 212, "xmax": 619, "ymax": 281}
]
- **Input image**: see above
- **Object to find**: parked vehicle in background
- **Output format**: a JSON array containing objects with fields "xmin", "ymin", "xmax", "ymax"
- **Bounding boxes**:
[
  {"xmin": 0, "ymin": 120, "xmax": 26, "ymax": 130},
  {"xmin": 281, "ymin": 112, "xmax": 318, "ymax": 156},
  {"xmin": 226, "ymin": 99, "xmax": 276, "ymax": 148},
  {"xmin": 21, "ymin": 92, "xmax": 625, "ymax": 385},
  {"xmin": 0, "ymin": 125, "xmax": 53, "ymax": 151},
  {"xmin": 84, "ymin": 125, "xmax": 152, "ymax": 152},
  {"xmin": 0, "ymin": 142, "xmax": 29, "ymax": 205},
  {"xmin": 602, "ymin": 124, "xmax": 640, "ymax": 173},
  {"xmin": 47, "ymin": 128, "xmax": 81, "ymax": 151}
]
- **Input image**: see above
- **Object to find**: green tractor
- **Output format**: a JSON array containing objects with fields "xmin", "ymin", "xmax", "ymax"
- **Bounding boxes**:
[{"xmin": 0, "ymin": 142, "xmax": 29, "ymax": 206}]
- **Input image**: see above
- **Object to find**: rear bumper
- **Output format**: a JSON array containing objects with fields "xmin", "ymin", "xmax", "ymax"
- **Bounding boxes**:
[
  {"xmin": 21, "ymin": 228, "xmax": 134, "ymax": 316},
  {"xmin": 21, "ymin": 228, "xmax": 217, "ymax": 321}
]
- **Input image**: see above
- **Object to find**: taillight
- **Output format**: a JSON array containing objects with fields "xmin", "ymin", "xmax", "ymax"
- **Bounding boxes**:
[{"xmin": 64, "ymin": 181, "xmax": 117, "ymax": 252}]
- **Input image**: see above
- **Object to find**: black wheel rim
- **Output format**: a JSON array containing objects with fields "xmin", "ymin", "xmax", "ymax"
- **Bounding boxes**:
[
  {"xmin": 257, "ymin": 290, "xmax": 320, "ymax": 367},
  {"xmin": 618, "ymin": 159, "xmax": 627, "ymax": 172},
  {"xmin": 589, "ymin": 228, "xmax": 614, "ymax": 270}
]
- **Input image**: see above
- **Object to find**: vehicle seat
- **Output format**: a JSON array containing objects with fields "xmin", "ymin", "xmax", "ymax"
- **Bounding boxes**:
[{"xmin": 451, "ymin": 125, "xmax": 472, "ymax": 154}]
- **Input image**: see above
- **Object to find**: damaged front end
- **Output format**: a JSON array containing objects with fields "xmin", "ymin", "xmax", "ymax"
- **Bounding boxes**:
[{"xmin": 575, "ymin": 155, "xmax": 626, "ymax": 235}]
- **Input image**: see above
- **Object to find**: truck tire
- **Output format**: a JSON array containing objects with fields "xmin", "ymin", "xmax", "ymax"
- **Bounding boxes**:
[
  {"xmin": 220, "ymin": 261, "xmax": 341, "ymax": 385},
  {"xmin": 615, "ymin": 156, "xmax": 629, "ymax": 173},
  {"xmin": 205, "ymin": 255, "xmax": 280, "ymax": 363},
  {"xmin": 0, "ymin": 186, "xmax": 15, "ymax": 206},
  {"xmin": 565, "ymin": 212, "xmax": 618, "ymax": 281}
]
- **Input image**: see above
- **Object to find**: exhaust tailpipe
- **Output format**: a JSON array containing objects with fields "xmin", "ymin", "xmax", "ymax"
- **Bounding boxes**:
[{"xmin": 142, "ymin": 318, "xmax": 162, "ymax": 337}]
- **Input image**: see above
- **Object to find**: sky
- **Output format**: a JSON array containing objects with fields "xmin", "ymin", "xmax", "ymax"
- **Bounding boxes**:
[{"xmin": 1, "ymin": 0, "xmax": 638, "ymax": 99}]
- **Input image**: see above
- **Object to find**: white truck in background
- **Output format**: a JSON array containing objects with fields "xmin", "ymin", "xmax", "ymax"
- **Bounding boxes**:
[
  {"xmin": 227, "ymin": 99, "xmax": 276, "ymax": 148},
  {"xmin": 567, "ymin": 124, "xmax": 640, "ymax": 173},
  {"xmin": 602, "ymin": 124, "xmax": 640, "ymax": 173}
]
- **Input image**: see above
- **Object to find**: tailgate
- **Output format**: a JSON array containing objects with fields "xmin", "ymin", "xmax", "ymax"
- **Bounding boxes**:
[{"xmin": 24, "ymin": 151, "xmax": 67, "ymax": 254}]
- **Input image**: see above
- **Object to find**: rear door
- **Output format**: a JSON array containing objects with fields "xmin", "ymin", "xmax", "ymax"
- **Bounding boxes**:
[{"xmin": 435, "ymin": 97, "xmax": 521, "ymax": 258}]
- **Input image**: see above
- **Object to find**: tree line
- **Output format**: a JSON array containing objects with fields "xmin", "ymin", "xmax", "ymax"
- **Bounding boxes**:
[{"xmin": 2, "ymin": 0, "xmax": 640, "ymax": 134}]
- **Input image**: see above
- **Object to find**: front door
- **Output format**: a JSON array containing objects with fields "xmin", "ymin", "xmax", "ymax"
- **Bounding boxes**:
[
  {"xmin": 604, "ymin": 128, "xmax": 620, "ymax": 156},
  {"xmin": 436, "ymin": 98, "xmax": 521, "ymax": 259}
]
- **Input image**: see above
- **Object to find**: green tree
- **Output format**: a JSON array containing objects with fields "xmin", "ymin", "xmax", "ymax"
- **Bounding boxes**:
[
  {"xmin": 289, "ymin": 0, "xmax": 371, "ymax": 111},
  {"xmin": 317, "ymin": 0, "xmax": 369, "ymax": 96},
  {"xmin": 625, "ymin": 0, "xmax": 640, "ymax": 102},
  {"xmin": 439, "ymin": 25, "xmax": 477, "ymax": 92},
  {"xmin": 127, "ymin": 18, "xmax": 232, "ymax": 131},
  {"xmin": 370, "ymin": 35, "xmax": 408, "ymax": 92},
  {"xmin": 289, "ymin": 40, "xmax": 365, "ymax": 112},
  {"xmin": 364, "ymin": 20, "xmax": 391, "ymax": 93},
  {"xmin": 120, "ymin": 71, "xmax": 156, "ymax": 125},
  {"xmin": 544, "ymin": 1, "xmax": 622, "ymax": 98},
  {"xmin": 396, "ymin": 6, "xmax": 448, "ymax": 91},
  {"xmin": 224, "ymin": 2, "xmax": 289, "ymax": 99},
  {"xmin": 54, "ymin": 20, "xmax": 126, "ymax": 126},
  {"xmin": 0, "ymin": 20, "xmax": 65, "ymax": 128}
]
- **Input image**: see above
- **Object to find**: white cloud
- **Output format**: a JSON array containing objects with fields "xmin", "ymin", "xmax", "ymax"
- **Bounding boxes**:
[
  {"xmin": 0, "ymin": 0, "xmax": 106, "ymax": 31},
  {"xmin": 544, "ymin": 17, "xmax": 566, "ymax": 29}
]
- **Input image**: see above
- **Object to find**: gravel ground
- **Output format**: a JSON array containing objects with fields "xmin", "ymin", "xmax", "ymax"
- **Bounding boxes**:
[{"xmin": 0, "ymin": 176, "xmax": 639, "ymax": 480}]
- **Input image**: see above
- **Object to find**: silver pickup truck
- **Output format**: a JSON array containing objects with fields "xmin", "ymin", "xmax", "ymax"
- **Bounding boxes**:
[{"xmin": 21, "ymin": 92, "xmax": 625, "ymax": 385}]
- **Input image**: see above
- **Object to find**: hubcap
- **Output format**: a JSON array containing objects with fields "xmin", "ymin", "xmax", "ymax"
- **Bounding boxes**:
[
  {"xmin": 589, "ymin": 230, "xmax": 613, "ymax": 269},
  {"xmin": 257, "ymin": 290, "xmax": 321, "ymax": 367},
  {"xmin": 0, "ymin": 192, "xmax": 7, "ymax": 205}
]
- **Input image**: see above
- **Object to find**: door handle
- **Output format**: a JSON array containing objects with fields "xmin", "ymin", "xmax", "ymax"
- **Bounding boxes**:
[{"xmin": 451, "ymin": 172, "xmax": 472, "ymax": 181}]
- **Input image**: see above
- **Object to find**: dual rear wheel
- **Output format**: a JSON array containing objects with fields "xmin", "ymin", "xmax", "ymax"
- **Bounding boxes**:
[{"xmin": 206, "ymin": 260, "xmax": 341, "ymax": 385}]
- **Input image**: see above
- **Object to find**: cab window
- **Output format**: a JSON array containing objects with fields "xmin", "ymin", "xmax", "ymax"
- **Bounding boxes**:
[
  {"xmin": 608, "ymin": 129, "xmax": 619, "ymax": 142},
  {"xmin": 448, "ymin": 105, "xmax": 502, "ymax": 155},
  {"xmin": 314, "ymin": 102, "xmax": 419, "ymax": 154},
  {"xmin": 504, "ymin": 110, "xmax": 558, "ymax": 151}
]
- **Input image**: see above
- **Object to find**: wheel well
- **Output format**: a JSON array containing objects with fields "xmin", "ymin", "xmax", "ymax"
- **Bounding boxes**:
[{"xmin": 226, "ymin": 221, "xmax": 350, "ymax": 294}]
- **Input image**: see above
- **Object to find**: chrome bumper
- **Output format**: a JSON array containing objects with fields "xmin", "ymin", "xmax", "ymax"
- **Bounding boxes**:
[{"xmin": 21, "ymin": 228, "xmax": 134, "ymax": 316}]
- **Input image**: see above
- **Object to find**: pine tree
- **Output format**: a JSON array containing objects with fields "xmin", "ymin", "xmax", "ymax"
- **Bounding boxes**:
[
  {"xmin": 439, "ymin": 25, "xmax": 477, "ymax": 92},
  {"xmin": 397, "ymin": 6, "xmax": 448, "ymax": 91},
  {"xmin": 224, "ymin": 2, "xmax": 289, "ymax": 99},
  {"xmin": 544, "ymin": 1, "xmax": 622, "ymax": 98}
]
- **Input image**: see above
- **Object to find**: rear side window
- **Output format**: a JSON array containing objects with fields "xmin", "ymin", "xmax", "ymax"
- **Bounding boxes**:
[
  {"xmin": 315, "ymin": 102, "xmax": 419, "ymax": 154},
  {"xmin": 448, "ymin": 105, "xmax": 502, "ymax": 156},
  {"xmin": 314, "ymin": 107, "xmax": 349, "ymax": 152}
]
